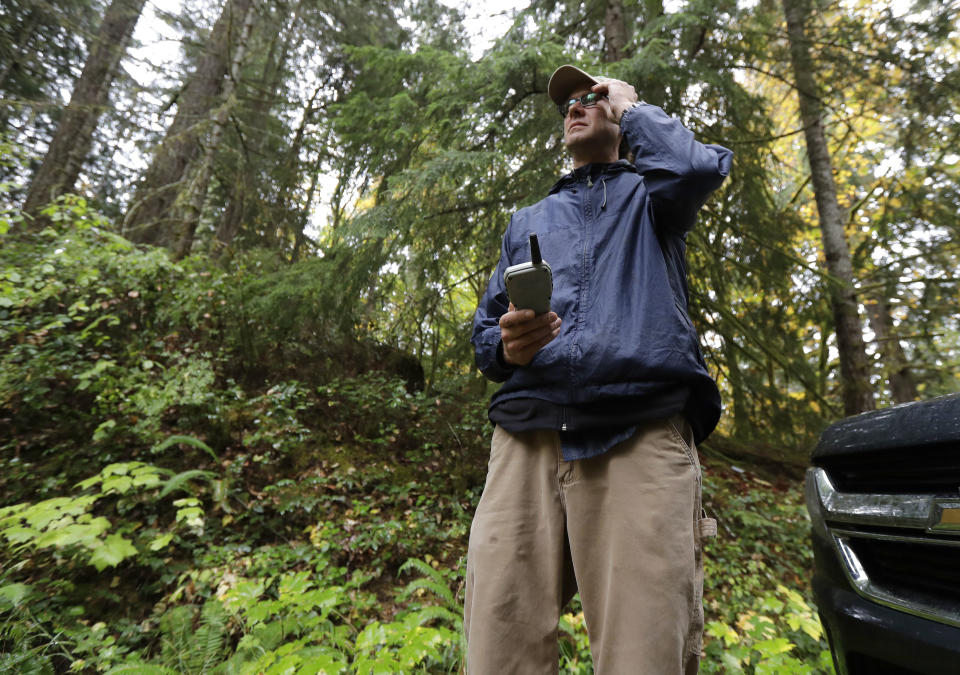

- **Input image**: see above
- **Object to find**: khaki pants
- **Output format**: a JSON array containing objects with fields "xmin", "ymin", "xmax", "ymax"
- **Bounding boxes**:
[{"xmin": 464, "ymin": 417, "xmax": 713, "ymax": 674}]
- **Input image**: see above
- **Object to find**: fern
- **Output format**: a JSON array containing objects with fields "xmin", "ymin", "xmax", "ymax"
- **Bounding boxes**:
[
  {"xmin": 0, "ymin": 643, "xmax": 55, "ymax": 675},
  {"xmin": 0, "ymin": 606, "xmax": 68, "ymax": 675},
  {"xmin": 152, "ymin": 435, "xmax": 219, "ymax": 462},
  {"xmin": 399, "ymin": 558, "xmax": 459, "ymax": 611},
  {"xmin": 158, "ymin": 605, "xmax": 194, "ymax": 669},
  {"xmin": 104, "ymin": 665, "xmax": 180, "ymax": 675},
  {"xmin": 159, "ymin": 470, "xmax": 217, "ymax": 498},
  {"xmin": 155, "ymin": 601, "xmax": 228, "ymax": 674},
  {"xmin": 191, "ymin": 601, "xmax": 227, "ymax": 674},
  {"xmin": 396, "ymin": 557, "xmax": 465, "ymax": 672},
  {"xmin": 405, "ymin": 604, "xmax": 461, "ymax": 628}
]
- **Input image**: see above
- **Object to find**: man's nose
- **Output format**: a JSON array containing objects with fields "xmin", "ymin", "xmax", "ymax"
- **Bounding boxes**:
[{"xmin": 567, "ymin": 102, "xmax": 586, "ymax": 117}]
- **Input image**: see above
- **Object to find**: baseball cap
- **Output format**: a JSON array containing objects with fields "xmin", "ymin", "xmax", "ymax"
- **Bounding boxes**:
[{"xmin": 547, "ymin": 65, "xmax": 603, "ymax": 105}]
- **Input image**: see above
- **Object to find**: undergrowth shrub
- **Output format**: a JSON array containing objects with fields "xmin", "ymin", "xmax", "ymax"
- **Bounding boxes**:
[
  {"xmin": 1, "ymin": 200, "xmax": 227, "ymax": 500},
  {"xmin": 0, "ymin": 460, "xmax": 209, "ymax": 571},
  {"xmin": 0, "ymin": 447, "xmax": 220, "ymax": 672},
  {"xmin": 216, "ymin": 252, "xmax": 349, "ymax": 383},
  {"xmin": 703, "ymin": 584, "xmax": 833, "ymax": 674},
  {"xmin": 699, "ymin": 462, "xmax": 834, "ymax": 674},
  {"xmin": 1, "ymin": 201, "xmax": 834, "ymax": 672}
]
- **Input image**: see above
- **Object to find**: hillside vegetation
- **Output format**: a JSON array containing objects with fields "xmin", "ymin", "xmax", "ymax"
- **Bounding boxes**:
[{"xmin": 0, "ymin": 208, "xmax": 833, "ymax": 673}]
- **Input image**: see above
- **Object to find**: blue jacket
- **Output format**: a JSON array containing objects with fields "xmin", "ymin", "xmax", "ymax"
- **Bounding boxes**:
[{"xmin": 472, "ymin": 103, "xmax": 733, "ymax": 444}]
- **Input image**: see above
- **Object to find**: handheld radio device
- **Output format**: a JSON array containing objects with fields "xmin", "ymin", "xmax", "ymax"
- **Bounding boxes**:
[{"xmin": 503, "ymin": 233, "xmax": 553, "ymax": 315}]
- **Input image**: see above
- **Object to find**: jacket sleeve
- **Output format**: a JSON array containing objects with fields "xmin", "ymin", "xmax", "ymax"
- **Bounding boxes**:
[
  {"xmin": 471, "ymin": 217, "xmax": 517, "ymax": 383},
  {"xmin": 621, "ymin": 103, "xmax": 733, "ymax": 234}
]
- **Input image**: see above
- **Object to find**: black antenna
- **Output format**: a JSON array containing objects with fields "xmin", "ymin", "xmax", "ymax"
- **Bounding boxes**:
[{"xmin": 529, "ymin": 233, "xmax": 542, "ymax": 265}]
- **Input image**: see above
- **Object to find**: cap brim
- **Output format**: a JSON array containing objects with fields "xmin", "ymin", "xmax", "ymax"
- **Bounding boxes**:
[{"xmin": 548, "ymin": 65, "xmax": 600, "ymax": 106}]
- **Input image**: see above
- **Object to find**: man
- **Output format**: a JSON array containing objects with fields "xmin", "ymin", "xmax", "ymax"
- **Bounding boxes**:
[{"xmin": 464, "ymin": 64, "xmax": 732, "ymax": 674}]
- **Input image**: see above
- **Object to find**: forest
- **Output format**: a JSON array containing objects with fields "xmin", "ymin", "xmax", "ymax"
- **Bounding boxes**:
[{"xmin": 1, "ymin": 0, "xmax": 958, "ymax": 671}]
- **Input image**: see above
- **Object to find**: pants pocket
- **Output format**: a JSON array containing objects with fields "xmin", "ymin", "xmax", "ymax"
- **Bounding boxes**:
[{"xmin": 668, "ymin": 415, "xmax": 700, "ymax": 479}]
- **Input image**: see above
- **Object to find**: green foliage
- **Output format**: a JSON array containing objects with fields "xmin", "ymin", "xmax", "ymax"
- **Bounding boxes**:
[
  {"xmin": 143, "ymin": 552, "xmax": 463, "ymax": 674},
  {"xmin": 0, "ymin": 204, "xmax": 835, "ymax": 674},
  {"xmin": 0, "ymin": 207, "xmax": 485, "ymax": 669},
  {"xmin": 703, "ymin": 585, "xmax": 833, "ymax": 674},
  {"xmin": 0, "ymin": 460, "xmax": 212, "ymax": 571},
  {"xmin": 558, "ymin": 602, "xmax": 594, "ymax": 673},
  {"xmin": 0, "ymin": 199, "xmax": 228, "ymax": 483},
  {"xmin": 699, "ymin": 462, "xmax": 834, "ymax": 674},
  {"xmin": 217, "ymin": 252, "xmax": 356, "ymax": 375},
  {"xmin": 155, "ymin": 602, "xmax": 228, "ymax": 674},
  {"xmin": 0, "ymin": 0, "xmax": 100, "ymax": 176}
]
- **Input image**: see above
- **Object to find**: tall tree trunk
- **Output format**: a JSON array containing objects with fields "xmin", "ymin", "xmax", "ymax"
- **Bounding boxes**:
[
  {"xmin": 865, "ymin": 293, "xmax": 917, "ymax": 404},
  {"xmin": 603, "ymin": 0, "xmax": 626, "ymax": 63},
  {"xmin": 22, "ymin": 0, "xmax": 146, "ymax": 221},
  {"xmin": 723, "ymin": 338, "xmax": 753, "ymax": 438},
  {"xmin": 782, "ymin": 0, "xmax": 874, "ymax": 415},
  {"xmin": 212, "ymin": 176, "xmax": 246, "ymax": 256},
  {"xmin": 173, "ymin": 2, "xmax": 256, "ymax": 260},
  {"xmin": 213, "ymin": 3, "xmax": 302, "ymax": 257},
  {"xmin": 290, "ymin": 160, "xmax": 321, "ymax": 263},
  {"xmin": 122, "ymin": 0, "xmax": 254, "ymax": 247},
  {"xmin": 273, "ymin": 83, "xmax": 323, "ymax": 230}
]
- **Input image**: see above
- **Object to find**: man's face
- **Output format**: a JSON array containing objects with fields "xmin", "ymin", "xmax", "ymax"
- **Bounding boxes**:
[{"xmin": 562, "ymin": 87, "xmax": 621, "ymax": 160}]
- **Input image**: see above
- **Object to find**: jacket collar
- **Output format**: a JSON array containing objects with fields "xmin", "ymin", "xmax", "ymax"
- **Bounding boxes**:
[{"xmin": 548, "ymin": 159, "xmax": 636, "ymax": 195}]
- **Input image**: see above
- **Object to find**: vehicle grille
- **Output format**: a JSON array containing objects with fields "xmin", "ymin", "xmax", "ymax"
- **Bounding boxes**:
[
  {"xmin": 808, "ymin": 467, "xmax": 960, "ymax": 628},
  {"xmin": 848, "ymin": 536, "xmax": 960, "ymax": 610},
  {"xmin": 817, "ymin": 442, "xmax": 960, "ymax": 494}
]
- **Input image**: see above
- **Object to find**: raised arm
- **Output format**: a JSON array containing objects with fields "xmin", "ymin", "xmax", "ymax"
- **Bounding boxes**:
[{"xmin": 593, "ymin": 79, "xmax": 733, "ymax": 234}]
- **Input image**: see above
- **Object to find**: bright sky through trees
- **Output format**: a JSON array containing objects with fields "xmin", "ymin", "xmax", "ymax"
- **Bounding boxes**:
[{"xmin": 130, "ymin": 0, "xmax": 526, "ymax": 78}]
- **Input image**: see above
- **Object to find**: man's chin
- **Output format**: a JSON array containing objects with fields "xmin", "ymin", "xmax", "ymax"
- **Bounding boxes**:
[
  {"xmin": 564, "ymin": 134, "xmax": 590, "ymax": 153},
  {"xmin": 565, "ymin": 135, "xmax": 604, "ymax": 161}
]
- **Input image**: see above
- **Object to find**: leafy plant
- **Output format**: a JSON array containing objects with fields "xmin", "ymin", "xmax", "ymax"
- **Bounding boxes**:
[
  {"xmin": 702, "ymin": 585, "xmax": 834, "ymax": 674},
  {"xmin": 0, "ymin": 202, "xmax": 837, "ymax": 673},
  {"xmin": 0, "ymin": 461, "xmax": 213, "ymax": 571},
  {"xmin": 559, "ymin": 601, "xmax": 593, "ymax": 674},
  {"xmin": 155, "ymin": 602, "xmax": 229, "ymax": 674}
]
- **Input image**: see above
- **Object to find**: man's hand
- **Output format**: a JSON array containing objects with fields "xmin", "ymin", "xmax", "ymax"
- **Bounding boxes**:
[
  {"xmin": 500, "ymin": 303, "xmax": 562, "ymax": 367},
  {"xmin": 592, "ymin": 79, "xmax": 639, "ymax": 124}
]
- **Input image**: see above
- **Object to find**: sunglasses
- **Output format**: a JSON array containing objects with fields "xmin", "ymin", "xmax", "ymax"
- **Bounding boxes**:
[{"xmin": 558, "ymin": 92, "xmax": 608, "ymax": 117}]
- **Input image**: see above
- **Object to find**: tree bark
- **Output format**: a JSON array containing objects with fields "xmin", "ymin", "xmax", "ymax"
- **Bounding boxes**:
[
  {"xmin": 290, "ymin": 162, "xmax": 321, "ymax": 263},
  {"xmin": 174, "ymin": 2, "xmax": 256, "ymax": 260},
  {"xmin": 213, "ymin": 2, "xmax": 306, "ymax": 258},
  {"xmin": 123, "ymin": 0, "xmax": 254, "ymax": 247},
  {"xmin": 212, "ymin": 8, "xmax": 293, "ymax": 257},
  {"xmin": 782, "ymin": 0, "xmax": 875, "ymax": 415},
  {"xmin": 212, "ymin": 176, "xmax": 246, "ymax": 256},
  {"xmin": 865, "ymin": 294, "xmax": 917, "ymax": 404},
  {"xmin": 273, "ymin": 83, "xmax": 323, "ymax": 236},
  {"xmin": 603, "ymin": 0, "xmax": 627, "ymax": 63},
  {"xmin": 22, "ymin": 0, "xmax": 146, "ymax": 221}
]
